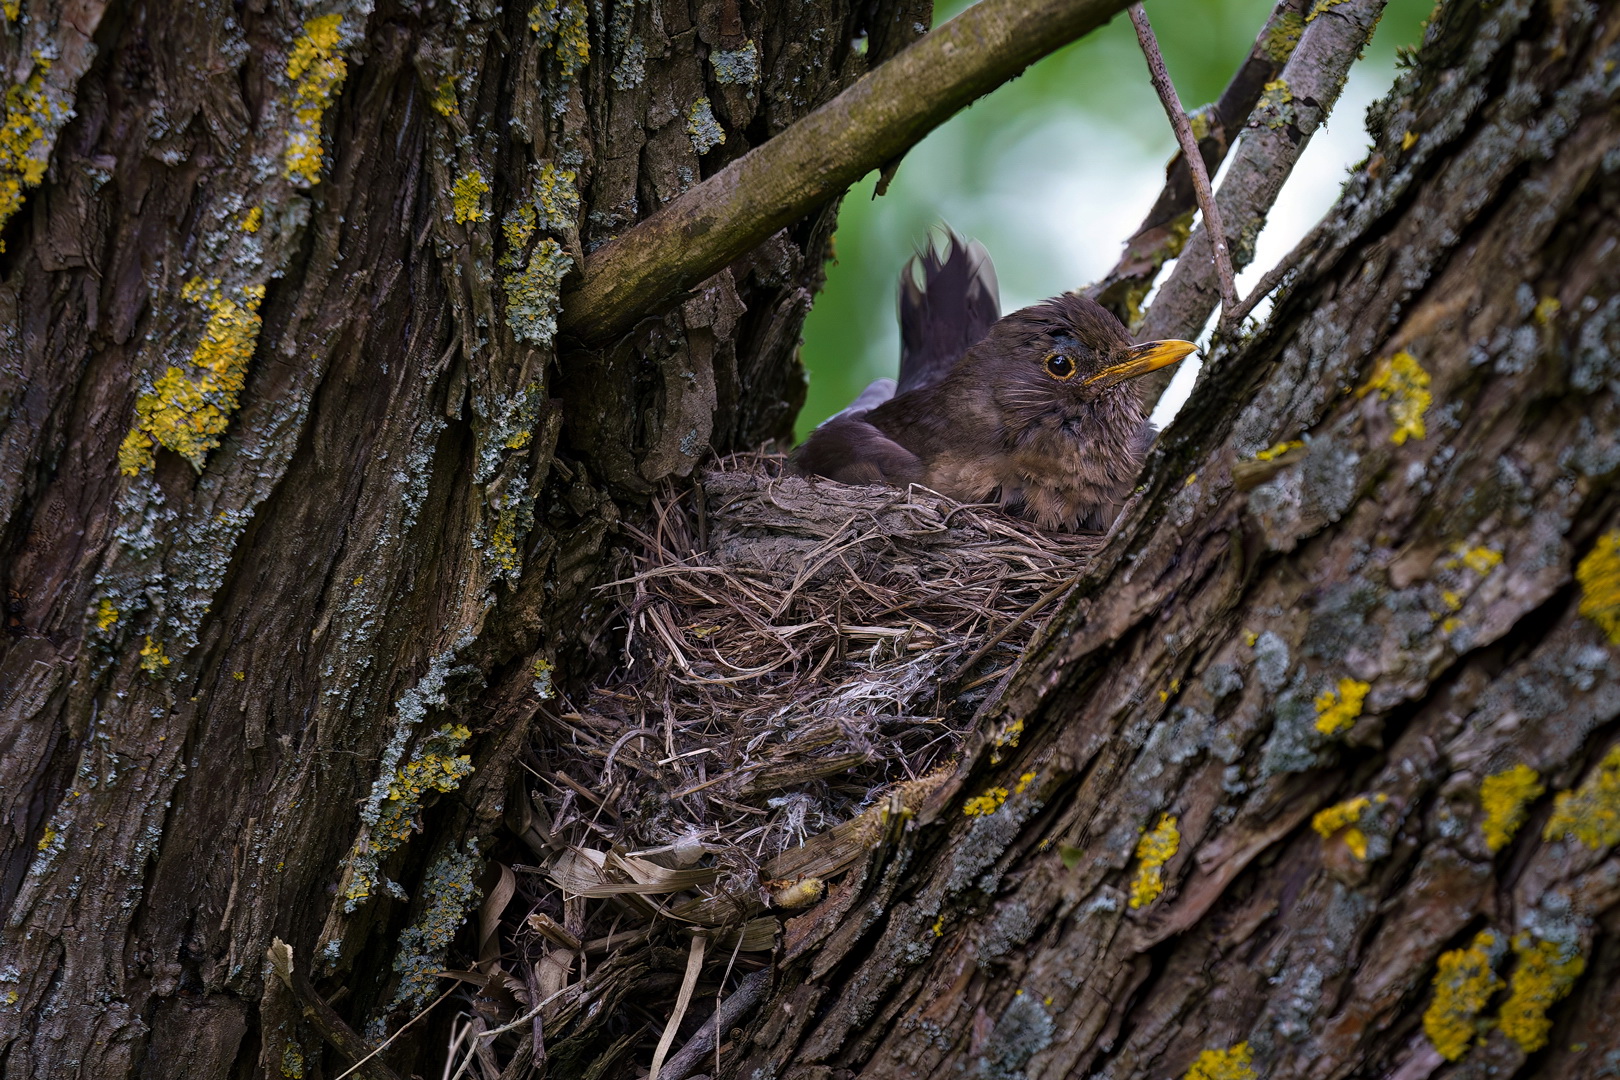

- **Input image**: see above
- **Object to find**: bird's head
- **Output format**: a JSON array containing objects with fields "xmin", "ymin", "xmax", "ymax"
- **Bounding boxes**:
[{"xmin": 962, "ymin": 293, "xmax": 1198, "ymax": 440}]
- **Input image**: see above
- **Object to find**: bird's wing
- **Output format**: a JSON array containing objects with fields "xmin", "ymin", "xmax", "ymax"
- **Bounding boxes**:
[
  {"xmin": 789, "ymin": 416, "xmax": 926, "ymax": 487},
  {"xmin": 896, "ymin": 230, "xmax": 1000, "ymax": 396},
  {"xmin": 817, "ymin": 377, "xmax": 896, "ymax": 427}
]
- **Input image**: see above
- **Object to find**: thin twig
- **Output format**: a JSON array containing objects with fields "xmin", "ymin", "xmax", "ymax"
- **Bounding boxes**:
[
  {"xmin": 1223, "ymin": 217, "xmax": 1326, "ymax": 327},
  {"xmin": 1128, "ymin": 4, "xmax": 1239, "ymax": 326},
  {"xmin": 333, "ymin": 983, "xmax": 458, "ymax": 1080}
]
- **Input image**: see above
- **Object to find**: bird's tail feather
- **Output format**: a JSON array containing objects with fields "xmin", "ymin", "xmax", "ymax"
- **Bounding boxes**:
[{"xmin": 895, "ymin": 229, "xmax": 1001, "ymax": 395}]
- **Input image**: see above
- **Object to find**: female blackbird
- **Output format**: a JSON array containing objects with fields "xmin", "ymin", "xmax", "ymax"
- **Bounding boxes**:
[{"xmin": 792, "ymin": 233, "xmax": 1197, "ymax": 532}]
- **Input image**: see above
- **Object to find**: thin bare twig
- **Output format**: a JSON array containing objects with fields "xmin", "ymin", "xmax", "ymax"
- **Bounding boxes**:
[{"xmin": 1128, "ymin": 4, "xmax": 1239, "ymax": 325}]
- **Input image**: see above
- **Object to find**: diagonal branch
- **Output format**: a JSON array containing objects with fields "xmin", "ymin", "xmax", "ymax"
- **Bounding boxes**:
[
  {"xmin": 1085, "ymin": 0, "xmax": 1308, "ymax": 324},
  {"xmin": 558, "ymin": 0, "xmax": 1135, "ymax": 347},
  {"xmin": 1139, "ymin": 0, "xmax": 1392, "ymax": 350},
  {"xmin": 1128, "ymin": 3, "xmax": 1239, "ymax": 322}
]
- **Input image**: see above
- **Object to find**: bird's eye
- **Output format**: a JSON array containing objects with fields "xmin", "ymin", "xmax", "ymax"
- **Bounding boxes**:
[{"xmin": 1045, "ymin": 353, "xmax": 1076, "ymax": 381}]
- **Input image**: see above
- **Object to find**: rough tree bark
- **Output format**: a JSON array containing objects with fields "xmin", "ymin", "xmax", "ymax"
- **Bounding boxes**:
[
  {"xmin": 740, "ymin": 3, "xmax": 1620, "ymax": 1078},
  {"xmin": 1, "ymin": 2, "xmax": 1617, "ymax": 1080}
]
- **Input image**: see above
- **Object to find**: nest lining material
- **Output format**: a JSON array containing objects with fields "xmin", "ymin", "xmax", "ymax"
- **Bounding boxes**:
[{"xmin": 502, "ymin": 453, "xmax": 1100, "ymax": 1072}]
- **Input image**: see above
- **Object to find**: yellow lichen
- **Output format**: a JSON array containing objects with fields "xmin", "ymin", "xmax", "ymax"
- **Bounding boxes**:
[
  {"xmin": 1013, "ymin": 771, "xmax": 1037, "ymax": 795},
  {"xmin": 1498, "ymin": 934, "xmax": 1585, "ymax": 1052},
  {"xmin": 94, "ymin": 598, "xmax": 119, "ymax": 631},
  {"xmin": 1423, "ymin": 930, "xmax": 1502, "ymax": 1061},
  {"xmin": 451, "ymin": 168, "xmax": 489, "ymax": 224},
  {"xmin": 119, "ymin": 279, "xmax": 265, "ymax": 474},
  {"xmin": 490, "ymin": 506, "xmax": 521, "ymax": 571},
  {"xmin": 1480, "ymin": 765, "xmax": 1544, "ymax": 852},
  {"xmin": 2, "ymin": 0, "xmax": 17, "ymax": 22},
  {"xmin": 1576, "ymin": 532, "xmax": 1620, "ymax": 644},
  {"xmin": 1542, "ymin": 744, "xmax": 1620, "ymax": 850},
  {"xmin": 1261, "ymin": 11, "xmax": 1303, "ymax": 62},
  {"xmin": 1401, "ymin": 130, "xmax": 1419, "ymax": 150},
  {"xmin": 232, "ymin": 670, "xmax": 246, "ymax": 680},
  {"xmin": 348, "ymin": 726, "xmax": 476, "ymax": 903},
  {"xmin": 1183, "ymin": 1042, "xmax": 1256, "ymax": 1080},
  {"xmin": 1359, "ymin": 351, "xmax": 1431, "ymax": 444},
  {"xmin": 0, "ymin": 55, "xmax": 68, "ymax": 251},
  {"xmin": 284, "ymin": 14, "xmax": 347, "ymax": 186},
  {"xmin": 1254, "ymin": 439, "xmax": 1304, "ymax": 461},
  {"xmin": 1533, "ymin": 296, "xmax": 1560, "ymax": 325},
  {"xmin": 35, "ymin": 826, "xmax": 57, "ymax": 851},
  {"xmin": 963, "ymin": 787, "xmax": 1009, "ymax": 817},
  {"xmin": 430, "ymin": 76, "xmax": 458, "ymax": 118},
  {"xmin": 1129, "ymin": 814, "xmax": 1179, "ymax": 909},
  {"xmin": 1451, "ymin": 545, "xmax": 1503, "ymax": 575},
  {"xmin": 529, "ymin": 0, "xmax": 590, "ymax": 77},
  {"xmin": 140, "ymin": 635, "xmax": 171, "ymax": 675},
  {"xmin": 1312, "ymin": 796, "xmax": 1373, "ymax": 859},
  {"xmin": 990, "ymin": 717, "xmax": 1024, "ymax": 763},
  {"xmin": 241, "ymin": 206, "xmax": 262, "ymax": 233},
  {"xmin": 1314, "ymin": 677, "xmax": 1370, "ymax": 736},
  {"xmin": 1306, "ymin": 0, "xmax": 1353, "ymax": 21}
]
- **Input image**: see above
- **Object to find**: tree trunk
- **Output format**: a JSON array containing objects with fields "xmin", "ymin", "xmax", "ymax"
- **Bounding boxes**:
[
  {"xmin": 0, "ymin": 0, "xmax": 926, "ymax": 1072},
  {"xmin": 3, "ymin": 0, "xmax": 1618, "ymax": 1079},
  {"xmin": 740, "ymin": 3, "xmax": 1620, "ymax": 1078}
]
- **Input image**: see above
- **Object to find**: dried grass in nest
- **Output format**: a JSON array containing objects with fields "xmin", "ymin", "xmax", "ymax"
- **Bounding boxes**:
[{"xmin": 492, "ymin": 453, "xmax": 1100, "ymax": 1076}]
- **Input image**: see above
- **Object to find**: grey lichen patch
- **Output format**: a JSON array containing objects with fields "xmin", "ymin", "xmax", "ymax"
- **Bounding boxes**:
[
  {"xmin": 711, "ymin": 40, "xmax": 760, "ymax": 85},
  {"xmin": 608, "ymin": 0, "xmax": 645, "ymax": 89},
  {"xmin": 1260, "ymin": 690, "xmax": 1321, "ymax": 776},
  {"xmin": 976, "ymin": 992, "xmax": 1054, "ymax": 1079},
  {"xmin": 686, "ymin": 97, "xmax": 726, "ymax": 155},
  {"xmin": 978, "ymin": 898, "xmax": 1036, "ymax": 969},
  {"xmin": 1253, "ymin": 630, "xmax": 1292, "ymax": 691},
  {"xmin": 391, "ymin": 842, "xmax": 483, "ymax": 1011},
  {"xmin": 504, "ymin": 238, "xmax": 572, "ymax": 345}
]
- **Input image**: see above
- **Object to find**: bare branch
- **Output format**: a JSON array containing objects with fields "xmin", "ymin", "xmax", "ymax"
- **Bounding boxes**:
[
  {"xmin": 1085, "ymin": 0, "xmax": 1306, "ymax": 323},
  {"xmin": 559, "ymin": 0, "xmax": 1135, "ymax": 347},
  {"xmin": 1136, "ymin": 0, "xmax": 1391, "ymax": 404},
  {"xmin": 1128, "ymin": 4, "xmax": 1239, "ymax": 324}
]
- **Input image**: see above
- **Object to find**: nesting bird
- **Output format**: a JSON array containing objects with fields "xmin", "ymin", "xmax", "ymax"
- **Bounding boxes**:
[{"xmin": 792, "ymin": 233, "xmax": 1197, "ymax": 531}]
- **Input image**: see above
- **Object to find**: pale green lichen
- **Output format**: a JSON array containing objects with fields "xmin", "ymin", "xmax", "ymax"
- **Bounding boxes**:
[
  {"xmin": 686, "ymin": 97, "xmax": 725, "ymax": 155},
  {"xmin": 1360, "ymin": 351, "xmax": 1431, "ymax": 445},
  {"xmin": 1183, "ymin": 1042, "xmax": 1256, "ymax": 1080},
  {"xmin": 529, "ymin": 0, "xmax": 590, "ymax": 84},
  {"xmin": 1576, "ymin": 532, "xmax": 1620, "ymax": 644},
  {"xmin": 1262, "ymin": 11, "xmax": 1304, "ymax": 62},
  {"xmin": 345, "ymin": 724, "xmax": 474, "ymax": 909},
  {"xmin": 532, "ymin": 657, "xmax": 554, "ymax": 699},
  {"xmin": 118, "ymin": 278, "xmax": 265, "ymax": 475},
  {"xmin": 1313, "ymin": 677, "xmax": 1369, "ymax": 736},
  {"xmin": 451, "ymin": 168, "xmax": 489, "ymax": 224},
  {"xmin": 1, "ymin": 55, "xmax": 71, "ymax": 251},
  {"xmin": 1423, "ymin": 930, "xmax": 1503, "ymax": 1061},
  {"xmin": 1257, "ymin": 78, "xmax": 1295, "ymax": 130},
  {"xmin": 532, "ymin": 161, "xmax": 579, "ymax": 232},
  {"xmin": 503, "ymin": 237, "xmax": 571, "ymax": 345},
  {"xmin": 391, "ymin": 843, "xmax": 482, "ymax": 1010},
  {"xmin": 285, "ymin": 14, "xmax": 348, "ymax": 185},
  {"xmin": 1129, "ymin": 814, "xmax": 1179, "ymax": 909},
  {"xmin": 711, "ymin": 41, "xmax": 760, "ymax": 84},
  {"xmin": 1542, "ymin": 744, "xmax": 1620, "ymax": 850},
  {"xmin": 1480, "ymin": 765, "xmax": 1544, "ymax": 852},
  {"xmin": 1498, "ymin": 933, "xmax": 1585, "ymax": 1052}
]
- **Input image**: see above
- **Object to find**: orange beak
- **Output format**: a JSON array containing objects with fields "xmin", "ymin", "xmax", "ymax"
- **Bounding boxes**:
[{"xmin": 1084, "ymin": 339, "xmax": 1199, "ymax": 387}]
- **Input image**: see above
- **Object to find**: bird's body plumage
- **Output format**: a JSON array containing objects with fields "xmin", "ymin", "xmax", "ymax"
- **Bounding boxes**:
[{"xmin": 793, "ymin": 233, "xmax": 1194, "ymax": 532}]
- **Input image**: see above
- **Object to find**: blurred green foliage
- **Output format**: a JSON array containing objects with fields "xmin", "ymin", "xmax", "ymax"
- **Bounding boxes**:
[{"xmin": 796, "ymin": 0, "xmax": 1434, "ymax": 437}]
